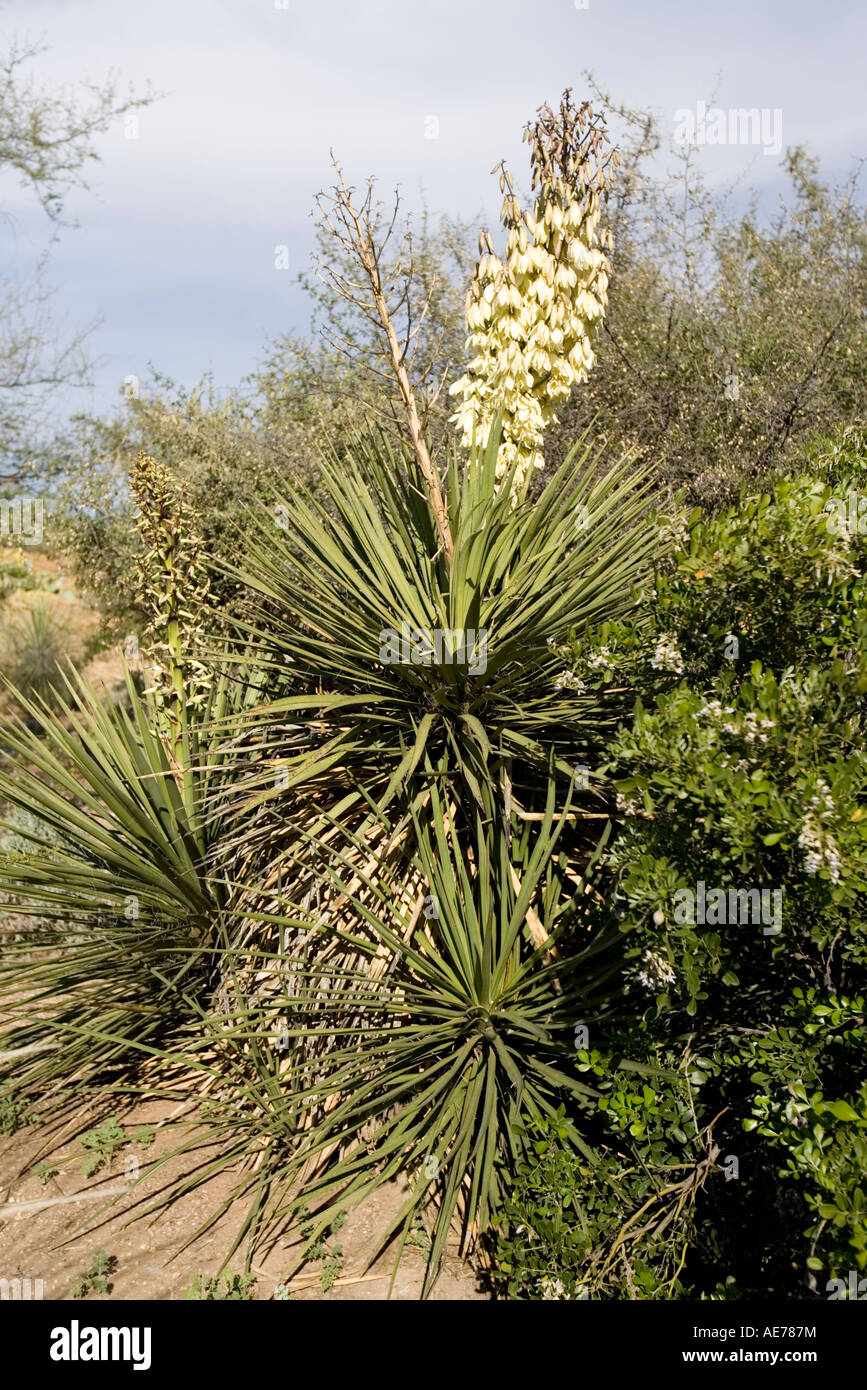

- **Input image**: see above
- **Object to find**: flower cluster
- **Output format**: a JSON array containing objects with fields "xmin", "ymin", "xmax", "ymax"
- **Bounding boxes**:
[
  {"xmin": 650, "ymin": 633, "xmax": 684, "ymax": 674},
  {"xmin": 696, "ymin": 699, "xmax": 734, "ymax": 720},
  {"xmin": 538, "ymin": 1275, "xmax": 568, "ymax": 1299},
  {"xmin": 635, "ymin": 948, "xmax": 677, "ymax": 992},
  {"xmin": 554, "ymin": 670, "xmax": 586, "ymax": 693},
  {"xmin": 705, "ymin": 707, "xmax": 777, "ymax": 744},
  {"xmin": 586, "ymin": 645, "xmax": 613, "ymax": 670},
  {"xmin": 658, "ymin": 512, "xmax": 691, "ymax": 549},
  {"xmin": 797, "ymin": 779, "xmax": 843, "ymax": 882},
  {"xmin": 449, "ymin": 93, "xmax": 614, "ymax": 497},
  {"xmin": 742, "ymin": 712, "xmax": 776, "ymax": 744},
  {"xmin": 814, "ymin": 508, "xmax": 860, "ymax": 584}
]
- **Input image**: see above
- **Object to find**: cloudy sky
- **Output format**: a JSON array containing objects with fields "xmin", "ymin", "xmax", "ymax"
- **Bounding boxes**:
[{"xmin": 1, "ymin": 0, "xmax": 865, "ymax": 429}]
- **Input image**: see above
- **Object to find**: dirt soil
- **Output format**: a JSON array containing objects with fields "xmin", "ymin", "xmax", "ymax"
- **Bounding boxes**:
[
  {"xmin": 0, "ymin": 546, "xmax": 127, "ymax": 717},
  {"xmin": 0, "ymin": 1097, "xmax": 488, "ymax": 1302}
]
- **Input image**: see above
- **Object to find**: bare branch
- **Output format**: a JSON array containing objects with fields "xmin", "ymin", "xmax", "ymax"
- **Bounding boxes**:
[{"xmin": 313, "ymin": 157, "xmax": 453, "ymax": 564}]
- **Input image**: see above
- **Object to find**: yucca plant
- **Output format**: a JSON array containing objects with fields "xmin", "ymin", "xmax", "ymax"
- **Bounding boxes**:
[
  {"xmin": 127, "ymin": 769, "xmax": 632, "ymax": 1294},
  {"xmin": 220, "ymin": 424, "xmax": 659, "ymax": 867},
  {"xmin": 171, "ymin": 382, "xmax": 663, "ymax": 1295},
  {"xmin": 0, "ymin": 459, "xmax": 255, "ymax": 1119},
  {"xmin": 216, "ymin": 90, "xmax": 647, "ymax": 856},
  {"xmin": 197, "ymin": 424, "xmax": 660, "ymax": 1089},
  {"xmin": 0, "ymin": 669, "xmax": 246, "ymax": 1117},
  {"xmin": 190, "ymin": 102, "xmax": 657, "ymax": 1224},
  {"xmin": 2, "ymin": 598, "xmax": 71, "ymax": 712},
  {"xmin": 0, "ymin": 92, "xmax": 664, "ymax": 1302}
]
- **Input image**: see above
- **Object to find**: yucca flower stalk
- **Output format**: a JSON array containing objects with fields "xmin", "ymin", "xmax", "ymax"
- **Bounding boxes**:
[
  {"xmin": 131, "ymin": 450, "xmax": 213, "ymax": 817},
  {"xmin": 450, "ymin": 91, "xmax": 616, "ymax": 497}
]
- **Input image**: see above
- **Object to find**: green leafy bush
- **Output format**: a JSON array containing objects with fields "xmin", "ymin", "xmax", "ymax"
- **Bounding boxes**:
[
  {"xmin": 503, "ymin": 432, "xmax": 867, "ymax": 1298},
  {"xmin": 494, "ymin": 1057, "xmax": 715, "ymax": 1301}
]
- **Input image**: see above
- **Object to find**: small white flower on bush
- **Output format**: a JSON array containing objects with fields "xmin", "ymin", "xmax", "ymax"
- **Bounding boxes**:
[
  {"xmin": 742, "ymin": 712, "xmax": 776, "ymax": 744},
  {"xmin": 586, "ymin": 645, "xmax": 613, "ymax": 670},
  {"xmin": 659, "ymin": 514, "xmax": 690, "ymax": 548},
  {"xmin": 814, "ymin": 532, "xmax": 858, "ymax": 583},
  {"xmin": 811, "ymin": 779, "xmax": 836, "ymax": 816},
  {"xmin": 650, "ymin": 634, "xmax": 684, "ymax": 674},
  {"xmin": 538, "ymin": 1275, "xmax": 568, "ymax": 1300},
  {"xmin": 797, "ymin": 779, "xmax": 843, "ymax": 882},
  {"xmin": 799, "ymin": 831, "xmax": 843, "ymax": 883},
  {"xmin": 696, "ymin": 699, "xmax": 735, "ymax": 720},
  {"xmin": 636, "ymin": 948, "xmax": 676, "ymax": 992},
  {"xmin": 554, "ymin": 670, "xmax": 586, "ymax": 692},
  {"xmin": 615, "ymin": 790, "xmax": 641, "ymax": 817},
  {"xmin": 547, "ymin": 637, "xmax": 571, "ymax": 661}
]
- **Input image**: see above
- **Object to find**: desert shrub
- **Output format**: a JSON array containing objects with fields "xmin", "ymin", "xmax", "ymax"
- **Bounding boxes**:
[
  {"xmin": 1, "ymin": 598, "xmax": 71, "ymax": 709},
  {"xmin": 493, "ymin": 431, "xmax": 867, "ymax": 1297},
  {"xmin": 493, "ymin": 1056, "xmax": 717, "ymax": 1301},
  {"xmin": 728, "ymin": 990, "xmax": 866, "ymax": 1284},
  {"xmin": 0, "ymin": 553, "xmax": 38, "ymax": 605},
  {"xmin": 597, "ymin": 437, "xmax": 867, "ymax": 1006}
]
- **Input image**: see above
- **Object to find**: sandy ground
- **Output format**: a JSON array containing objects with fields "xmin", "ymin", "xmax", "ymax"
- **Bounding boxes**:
[
  {"xmin": 0, "ymin": 1097, "xmax": 488, "ymax": 1302},
  {"xmin": 0, "ymin": 546, "xmax": 127, "ymax": 716}
]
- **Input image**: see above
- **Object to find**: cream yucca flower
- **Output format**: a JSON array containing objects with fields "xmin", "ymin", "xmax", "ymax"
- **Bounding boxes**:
[{"xmin": 450, "ymin": 92, "xmax": 615, "ymax": 499}]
